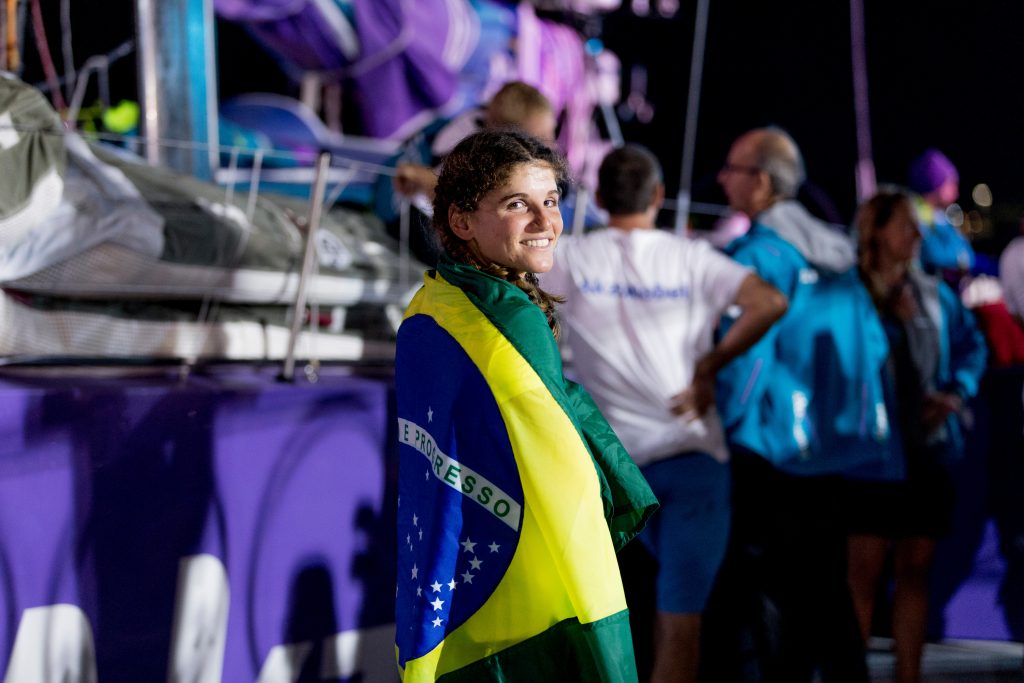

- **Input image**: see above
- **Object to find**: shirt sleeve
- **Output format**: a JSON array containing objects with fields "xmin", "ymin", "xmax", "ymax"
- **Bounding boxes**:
[{"xmin": 691, "ymin": 238, "xmax": 752, "ymax": 314}]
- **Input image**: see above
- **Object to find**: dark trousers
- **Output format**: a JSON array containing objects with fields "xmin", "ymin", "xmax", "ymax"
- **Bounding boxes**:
[
  {"xmin": 982, "ymin": 368, "xmax": 1024, "ymax": 641},
  {"xmin": 701, "ymin": 449, "xmax": 868, "ymax": 683}
]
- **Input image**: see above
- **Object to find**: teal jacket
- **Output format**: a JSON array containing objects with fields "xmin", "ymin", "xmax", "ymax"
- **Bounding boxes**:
[
  {"xmin": 915, "ymin": 198, "xmax": 976, "ymax": 274},
  {"xmin": 849, "ymin": 270, "xmax": 987, "ymax": 480},
  {"xmin": 716, "ymin": 201, "xmax": 895, "ymax": 476}
]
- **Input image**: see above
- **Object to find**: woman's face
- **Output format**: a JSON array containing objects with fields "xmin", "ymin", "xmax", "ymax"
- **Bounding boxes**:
[
  {"xmin": 878, "ymin": 202, "xmax": 920, "ymax": 263},
  {"xmin": 450, "ymin": 162, "xmax": 563, "ymax": 274}
]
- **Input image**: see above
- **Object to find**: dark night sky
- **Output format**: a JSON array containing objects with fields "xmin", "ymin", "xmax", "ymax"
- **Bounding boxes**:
[
  {"xmin": 600, "ymin": 0, "xmax": 1024, "ymax": 247},
  {"xmin": 25, "ymin": 1, "xmax": 1024, "ymax": 250}
]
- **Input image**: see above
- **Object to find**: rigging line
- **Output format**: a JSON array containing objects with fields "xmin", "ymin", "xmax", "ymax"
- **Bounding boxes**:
[
  {"xmin": 66, "ymin": 54, "xmax": 112, "ymax": 126},
  {"xmin": 15, "ymin": 0, "xmax": 25, "ymax": 75},
  {"xmin": 849, "ymin": 0, "xmax": 876, "ymax": 201},
  {"xmin": 0, "ymin": 120, "xmax": 405, "ymax": 180},
  {"xmin": 33, "ymin": 38, "xmax": 134, "ymax": 95},
  {"xmin": 673, "ymin": 0, "xmax": 710, "ymax": 234},
  {"xmin": 29, "ymin": 0, "xmax": 66, "ymax": 111},
  {"xmin": 60, "ymin": 0, "xmax": 74, "ymax": 103},
  {"xmin": 69, "ymin": 130, "xmax": 402, "ymax": 176}
]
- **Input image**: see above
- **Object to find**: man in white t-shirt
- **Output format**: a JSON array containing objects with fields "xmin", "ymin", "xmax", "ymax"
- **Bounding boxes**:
[{"xmin": 542, "ymin": 144, "xmax": 787, "ymax": 683}]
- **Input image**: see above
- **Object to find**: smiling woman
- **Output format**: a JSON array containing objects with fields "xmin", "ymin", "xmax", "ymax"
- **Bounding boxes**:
[{"xmin": 392, "ymin": 128, "xmax": 658, "ymax": 682}]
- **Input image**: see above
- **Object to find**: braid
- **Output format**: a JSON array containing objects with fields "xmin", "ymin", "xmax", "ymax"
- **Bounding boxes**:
[
  {"xmin": 484, "ymin": 266, "xmax": 563, "ymax": 339},
  {"xmin": 520, "ymin": 272, "xmax": 564, "ymax": 339}
]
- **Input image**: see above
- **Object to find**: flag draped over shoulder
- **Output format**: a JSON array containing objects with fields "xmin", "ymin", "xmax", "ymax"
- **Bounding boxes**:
[{"xmin": 395, "ymin": 257, "xmax": 657, "ymax": 682}]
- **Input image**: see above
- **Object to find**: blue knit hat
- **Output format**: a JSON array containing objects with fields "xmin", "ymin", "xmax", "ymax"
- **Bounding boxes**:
[{"xmin": 908, "ymin": 148, "xmax": 958, "ymax": 195}]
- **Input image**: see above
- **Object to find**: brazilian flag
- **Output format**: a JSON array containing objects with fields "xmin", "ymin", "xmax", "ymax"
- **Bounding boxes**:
[{"xmin": 395, "ymin": 257, "xmax": 657, "ymax": 682}]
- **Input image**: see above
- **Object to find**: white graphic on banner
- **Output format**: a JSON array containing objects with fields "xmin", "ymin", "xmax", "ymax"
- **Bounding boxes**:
[
  {"xmin": 3, "ymin": 605, "xmax": 97, "ymax": 683},
  {"xmin": 167, "ymin": 554, "xmax": 230, "ymax": 683}
]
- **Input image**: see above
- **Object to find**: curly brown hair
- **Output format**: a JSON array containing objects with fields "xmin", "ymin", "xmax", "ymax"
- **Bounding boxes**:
[{"xmin": 433, "ymin": 129, "xmax": 569, "ymax": 336}]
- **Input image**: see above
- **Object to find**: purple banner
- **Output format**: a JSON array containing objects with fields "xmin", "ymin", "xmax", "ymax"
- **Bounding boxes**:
[{"xmin": 0, "ymin": 365, "xmax": 397, "ymax": 681}]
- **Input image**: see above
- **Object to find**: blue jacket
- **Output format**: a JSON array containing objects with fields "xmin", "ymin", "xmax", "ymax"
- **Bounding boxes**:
[
  {"xmin": 716, "ymin": 201, "xmax": 895, "ymax": 476},
  {"xmin": 914, "ymin": 199, "xmax": 976, "ymax": 274},
  {"xmin": 912, "ymin": 269, "xmax": 985, "ymax": 460}
]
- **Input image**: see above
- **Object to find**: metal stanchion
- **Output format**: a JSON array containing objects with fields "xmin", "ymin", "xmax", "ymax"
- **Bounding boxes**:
[
  {"xmin": 280, "ymin": 151, "xmax": 331, "ymax": 382},
  {"xmin": 570, "ymin": 184, "xmax": 589, "ymax": 236},
  {"xmin": 244, "ymin": 149, "xmax": 264, "ymax": 224},
  {"xmin": 223, "ymin": 146, "xmax": 240, "ymax": 209},
  {"xmin": 673, "ymin": 0, "xmax": 710, "ymax": 235}
]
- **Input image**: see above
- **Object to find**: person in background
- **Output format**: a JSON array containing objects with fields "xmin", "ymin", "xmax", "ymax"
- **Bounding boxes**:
[
  {"xmin": 392, "ymin": 81, "xmax": 557, "ymax": 205},
  {"xmin": 393, "ymin": 129, "xmax": 656, "ymax": 680},
  {"xmin": 844, "ymin": 188, "xmax": 987, "ymax": 683},
  {"xmin": 992, "ymin": 220, "xmax": 1024, "ymax": 654},
  {"xmin": 378, "ymin": 81, "xmax": 558, "ymax": 264},
  {"xmin": 999, "ymin": 218, "xmax": 1024, "ymax": 326},
  {"xmin": 907, "ymin": 148, "xmax": 975, "ymax": 283},
  {"xmin": 542, "ymin": 144, "xmax": 787, "ymax": 683},
  {"xmin": 704, "ymin": 127, "xmax": 891, "ymax": 683},
  {"xmin": 384, "ymin": 80, "xmax": 604, "ymax": 259}
]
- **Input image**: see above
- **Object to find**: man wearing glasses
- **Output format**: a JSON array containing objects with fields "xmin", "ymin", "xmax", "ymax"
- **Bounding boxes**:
[{"xmin": 704, "ymin": 128, "xmax": 887, "ymax": 683}]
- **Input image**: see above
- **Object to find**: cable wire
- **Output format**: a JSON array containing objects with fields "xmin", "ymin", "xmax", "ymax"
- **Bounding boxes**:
[
  {"xmin": 60, "ymin": 0, "xmax": 74, "ymax": 104},
  {"xmin": 29, "ymin": 0, "xmax": 66, "ymax": 111}
]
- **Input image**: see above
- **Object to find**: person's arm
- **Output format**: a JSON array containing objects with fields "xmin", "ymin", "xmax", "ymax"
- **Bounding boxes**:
[
  {"xmin": 672, "ymin": 273, "xmax": 788, "ymax": 418},
  {"xmin": 923, "ymin": 282, "xmax": 989, "ymax": 431},
  {"xmin": 715, "ymin": 236, "xmax": 802, "ymax": 427},
  {"xmin": 944, "ymin": 283, "xmax": 988, "ymax": 398},
  {"xmin": 394, "ymin": 162, "xmax": 439, "ymax": 200}
]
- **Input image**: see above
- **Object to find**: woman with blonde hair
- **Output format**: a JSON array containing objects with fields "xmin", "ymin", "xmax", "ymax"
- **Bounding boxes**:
[{"xmin": 845, "ymin": 188, "xmax": 986, "ymax": 683}]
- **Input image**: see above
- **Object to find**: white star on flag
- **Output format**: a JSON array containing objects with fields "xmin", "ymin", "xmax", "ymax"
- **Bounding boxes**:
[
  {"xmin": 430, "ymin": 580, "xmax": 442, "ymax": 592},
  {"xmin": 469, "ymin": 557, "xmax": 482, "ymax": 570},
  {"xmin": 489, "ymin": 542, "xmax": 500, "ymax": 553},
  {"xmin": 460, "ymin": 538, "xmax": 477, "ymax": 553},
  {"xmin": 412, "ymin": 514, "xmax": 418, "ymax": 526},
  {"xmin": 430, "ymin": 597, "xmax": 444, "ymax": 611},
  {"xmin": 411, "ymin": 564, "xmax": 418, "ymax": 580},
  {"xmin": 425, "ymin": 471, "xmax": 429, "ymax": 480},
  {"xmin": 447, "ymin": 579, "xmax": 457, "ymax": 590},
  {"xmin": 406, "ymin": 534, "xmax": 411, "ymax": 545},
  {"xmin": 432, "ymin": 617, "xmax": 443, "ymax": 628},
  {"xmin": 427, "ymin": 407, "xmax": 433, "ymax": 422},
  {"xmin": 461, "ymin": 570, "xmax": 475, "ymax": 584},
  {"xmin": 416, "ymin": 586, "xmax": 422, "ymax": 597},
  {"xmin": 418, "ymin": 529, "xmax": 423, "ymax": 540}
]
